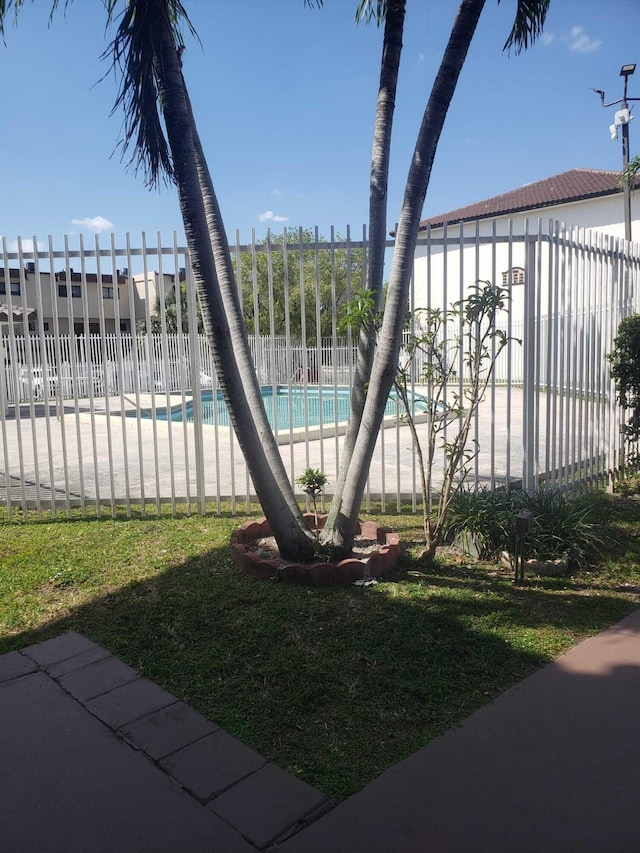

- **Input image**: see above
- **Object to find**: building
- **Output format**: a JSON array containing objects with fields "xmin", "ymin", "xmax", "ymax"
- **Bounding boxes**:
[
  {"xmin": 0, "ymin": 265, "xmax": 186, "ymax": 337},
  {"xmin": 413, "ymin": 168, "xmax": 640, "ymax": 319}
]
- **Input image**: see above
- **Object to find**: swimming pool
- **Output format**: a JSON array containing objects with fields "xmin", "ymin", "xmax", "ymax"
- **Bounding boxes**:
[{"xmin": 150, "ymin": 385, "xmax": 431, "ymax": 431}]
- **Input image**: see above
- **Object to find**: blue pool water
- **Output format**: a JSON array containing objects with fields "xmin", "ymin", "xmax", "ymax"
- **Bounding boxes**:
[{"xmin": 151, "ymin": 385, "xmax": 430, "ymax": 430}]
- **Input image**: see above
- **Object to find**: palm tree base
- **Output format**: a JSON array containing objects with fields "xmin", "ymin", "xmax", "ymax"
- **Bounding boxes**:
[{"xmin": 231, "ymin": 515, "xmax": 401, "ymax": 586}]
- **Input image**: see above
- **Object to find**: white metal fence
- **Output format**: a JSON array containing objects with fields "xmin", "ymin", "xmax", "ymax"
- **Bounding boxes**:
[{"xmin": 1, "ymin": 222, "xmax": 639, "ymax": 517}]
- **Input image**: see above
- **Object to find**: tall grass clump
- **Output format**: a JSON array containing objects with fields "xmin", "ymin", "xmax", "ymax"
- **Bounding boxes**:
[{"xmin": 447, "ymin": 487, "xmax": 608, "ymax": 568}]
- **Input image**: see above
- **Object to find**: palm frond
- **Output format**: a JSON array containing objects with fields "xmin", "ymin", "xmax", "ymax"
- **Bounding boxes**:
[
  {"xmin": 623, "ymin": 154, "xmax": 640, "ymax": 188},
  {"xmin": 0, "ymin": 0, "xmax": 20, "ymax": 35},
  {"xmin": 104, "ymin": 0, "xmax": 197, "ymax": 188},
  {"xmin": 355, "ymin": 1, "xmax": 389, "ymax": 24},
  {"xmin": 500, "ymin": 0, "xmax": 550, "ymax": 55}
]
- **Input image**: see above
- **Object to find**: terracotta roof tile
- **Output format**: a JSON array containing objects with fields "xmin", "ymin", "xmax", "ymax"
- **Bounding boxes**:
[{"xmin": 420, "ymin": 168, "xmax": 639, "ymax": 229}]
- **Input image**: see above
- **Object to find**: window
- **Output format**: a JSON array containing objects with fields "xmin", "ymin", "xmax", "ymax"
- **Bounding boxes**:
[
  {"xmin": 102, "ymin": 286, "xmax": 114, "ymax": 299},
  {"xmin": 119, "ymin": 321, "xmax": 129, "ymax": 333},
  {"xmin": 58, "ymin": 284, "xmax": 81, "ymax": 298},
  {"xmin": 502, "ymin": 267, "xmax": 525, "ymax": 287},
  {"xmin": 0, "ymin": 281, "xmax": 21, "ymax": 296},
  {"xmin": 43, "ymin": 322, "xmax": 49, "ymax": 332}
]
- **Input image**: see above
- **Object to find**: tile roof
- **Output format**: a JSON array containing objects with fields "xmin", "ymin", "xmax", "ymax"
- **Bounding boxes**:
[{"xmin": 420, "ymin": 168, "xmax": 639, "ymax": 229}]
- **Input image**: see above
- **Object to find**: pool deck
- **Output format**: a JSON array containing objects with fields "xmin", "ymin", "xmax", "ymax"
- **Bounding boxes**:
[{"xmin": 1, "ymin": 385, "xmax": 557, "ymax": 509}]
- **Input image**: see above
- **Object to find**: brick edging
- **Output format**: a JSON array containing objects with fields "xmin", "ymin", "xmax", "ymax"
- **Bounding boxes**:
[{"xmin": 231, "ymin": 515, "xmax": 401, "ymax": 585}]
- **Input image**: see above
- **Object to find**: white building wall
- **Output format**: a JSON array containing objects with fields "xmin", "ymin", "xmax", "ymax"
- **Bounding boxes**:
[{"xmin": 413, "ymin": 193, "xmax": 640, "ymax": 325}]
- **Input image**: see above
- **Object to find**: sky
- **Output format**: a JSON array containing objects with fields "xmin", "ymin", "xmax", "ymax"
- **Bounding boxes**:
[{"xmin": 1, "ymin": 0, "xmax": 639, "ymax": 252}]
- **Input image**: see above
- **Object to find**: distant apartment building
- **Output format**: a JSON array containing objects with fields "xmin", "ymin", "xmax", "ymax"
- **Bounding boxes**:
[{"xmin": 0, "ymin": 264, "xmax": 185, "ymax": 336}]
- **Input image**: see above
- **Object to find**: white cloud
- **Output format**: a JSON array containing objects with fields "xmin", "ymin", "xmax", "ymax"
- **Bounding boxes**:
[
  {"xmin": 415, "ymin": 52, "xmax": 425, "ymax": 67},
  {"xmin": 541, "ymin": 32, "xmax": 554, "ymax": 47},
  {"xmin": 567, "ymin": 26, "xmax": 601, "ymax": 53},
  {"xmin": 257, "ymin": 210, "xmax": 288, "ymax": 223},
  {"xmin": 71, "ymin": 215, "xmax": 115, "ymax": 233},
  {"xmin": 6, "ymin": 238, "xmax": 45, "ymax": 253},
  {"xmin": 270, "ymin": 188, "xmax": 283, "ymax": 198}
]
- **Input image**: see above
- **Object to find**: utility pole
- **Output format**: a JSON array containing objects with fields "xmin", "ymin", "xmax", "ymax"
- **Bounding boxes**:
[{"xmin": 593, "ymin": 64, "xmax": 638, "ymax": 242}]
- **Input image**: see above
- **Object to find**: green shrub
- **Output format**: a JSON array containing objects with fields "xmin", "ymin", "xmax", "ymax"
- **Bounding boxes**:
[
  {"xmin": 608, "ymin": 314, "xmax": 640, "ymax": 440},
  {"xmin": 446, "ymin": 486, "xmax": 608, "ymax": 568},
  {"xmin": 615, "ymin": 467, "xmax": 640, "ymax": 497}
]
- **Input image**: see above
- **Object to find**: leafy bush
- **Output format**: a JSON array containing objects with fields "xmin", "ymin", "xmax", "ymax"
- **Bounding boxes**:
[
  {"xmin": 608, "ymin": 314, "xmax": 640, "ymax": 440},
  {"xmin": 615, "ymin": 467, "xmax": 640, "ymax": 497},
  {"xmin": 446, "ymin": 486, "xmax": 608, "ymax": 568}
]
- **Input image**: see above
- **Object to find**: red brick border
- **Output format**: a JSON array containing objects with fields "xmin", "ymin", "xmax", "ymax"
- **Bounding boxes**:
[{"xmin": 230, "ymin": 515, "xmax": 401, "ymax": 586}]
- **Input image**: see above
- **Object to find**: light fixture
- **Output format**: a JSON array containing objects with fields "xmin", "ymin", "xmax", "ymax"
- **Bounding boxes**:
[{"xmin": 620, "ymin": 63, "xmax": 636, "ymax": 77}]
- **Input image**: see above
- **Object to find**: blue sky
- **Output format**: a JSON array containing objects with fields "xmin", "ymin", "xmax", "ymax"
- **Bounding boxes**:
[{"xmin": 1, "ymin": 0, "xmax": 639, "ymax": 250}]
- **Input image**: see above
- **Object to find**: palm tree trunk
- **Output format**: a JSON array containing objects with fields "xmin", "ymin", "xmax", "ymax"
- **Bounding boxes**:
[
  {"xmin": 322, "ymin": 0, "xmax": 405, "ymax": 548},
  {"xmin": 184, "ymin": 90, "xmax": 313, "ymax": 533},
  {"xmin": 328, "ymin": 0, "xmax": 487, "ymax": 556},
  {"xmin": 153, "ymin": 14, "xmax": 315, "ymax": 561}
]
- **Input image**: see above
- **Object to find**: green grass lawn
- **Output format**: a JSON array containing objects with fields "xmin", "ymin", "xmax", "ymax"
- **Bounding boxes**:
[{"xmin": 1, "ymin": 497, "xmax": 639, "ymax": 801}]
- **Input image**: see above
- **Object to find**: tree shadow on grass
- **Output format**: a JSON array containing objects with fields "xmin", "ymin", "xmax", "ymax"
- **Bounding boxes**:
[{"xmin": 1, "ymin": 545, "xmax": 638, "ymax": 802}]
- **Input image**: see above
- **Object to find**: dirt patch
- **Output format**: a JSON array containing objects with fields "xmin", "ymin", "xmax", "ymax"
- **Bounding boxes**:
[{"xmin": 250, "ymin": 535, "xmax": 382, "ymax": 569}]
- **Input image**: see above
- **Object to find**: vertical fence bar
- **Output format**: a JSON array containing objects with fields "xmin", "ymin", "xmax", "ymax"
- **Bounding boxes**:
[
  {"xmin": 108, "ymin": 233, "xmax": 132, "ymax": 518},
  {"xmin": 2, "ymin": 239, "xmax": 28, "ymax": 513},
  {"xmin": 185, "ymin": 260, "xmax": 205, "ymax": 514},
  {"xmin": 282, "ymin": 227, "xmax": 296, "ymax": 482},
  {"xmin": 94, "ymin": 234, "xmax": 118, "ymax": 516},
  {"xmin": 16, "ymin": 240, "xmax": 44, "ymax": 516},
  {"xmin": 172, "ymin": 232, "xmax": 193, "ymax": 515},
  {"xmin": 125, "ymin": 232, "xmax": 147, "ymax": 513},
  {"xmin": 31, "ymin": 238, "xmax": 58, "ymax": 517},
  {"xmin": 156, "ymin": 232, "xmax": 177, "ymax": 514},
  {"xmin": 77, "ymin": 234, "xmax": 102, "ymax": 515},
  {"xmin": 522, "ymin": 222, "xmax": 537, "ymax": 491},
  {"xmin": 330, "ymin": 226, "xmax": 339, "ymax": 513}
]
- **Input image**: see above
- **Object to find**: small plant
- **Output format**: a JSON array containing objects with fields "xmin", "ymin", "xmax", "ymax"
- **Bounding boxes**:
[
  {"xmin": 296, "ymin": 468, "xmax": 328, "ymax": 536},
  {"xmin": 396, "ymin": 281, "xmax": 515, "ymax": 562}
]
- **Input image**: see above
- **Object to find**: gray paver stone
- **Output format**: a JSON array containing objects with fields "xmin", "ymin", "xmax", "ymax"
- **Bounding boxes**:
[
  {"xmin": 160, "ymin": 729, "xmax": 265, "ymax": 802},
  {"xmin": 209, "ymin": 762, "xmax": 329, "ymax": 850},
  {"xmin": 0, "ymin": 651, "xmax": 38, "ymax": 684},
  {"xmin": 86, "ymin": 677, "xmax": 177, "ymax": 729},
  {"xmin": 47, "ymin": 646, "xmax": 113, "ymax": 678},
  {"xmin": 23, "ymin": 632, "xmax": 100, "ymax": 666},
  {"xmin": 120, "ymin": 701, "xmax": 219, "ymax": 760},
  {"xmin": 58, "ymin": 657, "xmax": 140, "ymax": 701}
]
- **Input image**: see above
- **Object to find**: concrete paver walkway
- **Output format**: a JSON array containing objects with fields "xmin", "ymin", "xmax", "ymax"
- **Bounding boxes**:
[
  {"xmin": 2, "ymin": 611, "xmax": 640, "ymax": 852},
  {"xmin": 0, "ymin": 633, "xmax": 331, "ymax": 852}
]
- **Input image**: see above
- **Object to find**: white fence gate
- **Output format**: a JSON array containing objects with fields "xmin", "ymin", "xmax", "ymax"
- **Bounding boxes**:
[{"xmin": 1, "ymin": 223, "xmax": 639, "ymax": 517}]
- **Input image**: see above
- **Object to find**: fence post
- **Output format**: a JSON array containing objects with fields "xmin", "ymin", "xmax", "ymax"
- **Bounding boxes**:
[
  {"xmin": 0, "ymin": 336, "xmax": 7, "ymax": 417},
  {"xmin": 186, "ymin": 261, "xmax": 206, "ymax": 513},
  {"xmin": 522, "ymin": 225, "xmax": 538, "ymax": 491}
]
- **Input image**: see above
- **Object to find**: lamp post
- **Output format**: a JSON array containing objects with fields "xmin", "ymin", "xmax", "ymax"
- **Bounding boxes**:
[{"xmin": 593, "ymin": 64, "xmax": 638, "ymax": 242}]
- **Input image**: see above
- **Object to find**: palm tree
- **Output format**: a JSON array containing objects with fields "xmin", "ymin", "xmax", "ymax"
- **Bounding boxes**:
[
  {"xmin": 320, "ymin": 0, "xmax": 406, "ymax": 541},
  {"xmin": 320, "ymin": 0, "xmax": 550, "ymax": 556},
  {"xmin": 106, "ymin": 0, "xmax": 316, "ymax": 561},
  {"xmin": 1, "ymin": 0, "xmax": 315, "ymax": 560},
  {"xmin": 1, "ymin": 0, "xmax": 550, "ymax": 562}
]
